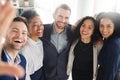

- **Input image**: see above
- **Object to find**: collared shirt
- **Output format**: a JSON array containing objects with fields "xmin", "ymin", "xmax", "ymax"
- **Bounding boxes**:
[
  {"xmin": 21, "ymin": 37, "xmax": 43, "ymax": 80},
  {"xmin": 4, "ymin": 49, "xmax": 21, "ymax": 80},
  {"xmin": 51, "ymin": 27, "xmax": 68, "ymax": 53},
  {"xmin": 4, "ymin": 49, "xmax": 21, "ymax": 64}
]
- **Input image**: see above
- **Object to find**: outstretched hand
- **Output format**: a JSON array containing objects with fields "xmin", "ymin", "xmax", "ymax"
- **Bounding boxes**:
[{"xmin": 0, "ymin": 0, "xmax": 25, "ymax": 78}]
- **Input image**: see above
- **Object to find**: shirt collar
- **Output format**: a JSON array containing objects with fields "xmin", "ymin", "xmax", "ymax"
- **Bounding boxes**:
[
  {"xmin": 28, "ymin": 37, "xmax": 42, "ymax": 46},
  {"xmin": 3, "ymin": 49, "xmax": 21, "ymax": 64}
]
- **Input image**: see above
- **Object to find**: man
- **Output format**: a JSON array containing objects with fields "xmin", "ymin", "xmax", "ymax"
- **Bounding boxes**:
[
  {"xmin": 0, "ymin": 16, "xmax": 28, "ymax": 80},
  {"xmin": 0, "ymin": 0, "xmax": 25, "ymax": 78},
  {"xmin": 43, "ymin": 4, "xmax": 73, "ymax": 80}
]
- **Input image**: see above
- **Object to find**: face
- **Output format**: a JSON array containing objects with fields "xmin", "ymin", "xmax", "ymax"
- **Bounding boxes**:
[
  {"xmin": 28, "ymin": 16, "xmax": 44, "ymax": 38},
  {"xmin": 80, "ymin": 19, "xmax": 94, "ymax": 40},
  {"xmin": 6, "ymin": 21, "xmax": 28, "ymax": 50},
  {"xmin": 53, "ymin": 8, "xmax": 71, "ymax": 30},
  {"xmin": 99, "ymin": 18, "xmax": 114, "ymax": 39}
]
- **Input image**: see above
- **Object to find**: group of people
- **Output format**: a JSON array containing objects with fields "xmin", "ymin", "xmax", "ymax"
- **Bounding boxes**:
[{"xmin": 0, "ymin": 0, "xmax": 120, "ymax": 80}]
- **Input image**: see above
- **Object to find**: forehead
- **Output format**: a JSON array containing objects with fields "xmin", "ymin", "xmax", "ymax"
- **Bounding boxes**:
[
  {"xmin": 83, "ymin": 19, "xmax": 94, "ymax": 25},
  {"xmin": 30, "ymin": 16, "xmax": 42, "ymax": 23},
  {"xmin": 100, "ymin": 18, "xmax": 113, "ymax": 24},
  {"xmin": 10, "ymin": 21, "xmax": 28, "ymax": 31},
  {"xmin": 55, "ymin": 8, "xmax": 71, "ymax": 16}
]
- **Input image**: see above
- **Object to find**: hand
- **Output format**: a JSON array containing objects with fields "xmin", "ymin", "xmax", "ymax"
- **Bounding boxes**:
[
  {"xmin": 0, "ymin": 0, "xmax": 25, "ymax": 78},
  {"xmin": 0, "ymin": 0, "xmax": 16, "ymax": 38},
  {"xmin": 0, "ymin": 62, "xmax": 25, "ymax": 78}
]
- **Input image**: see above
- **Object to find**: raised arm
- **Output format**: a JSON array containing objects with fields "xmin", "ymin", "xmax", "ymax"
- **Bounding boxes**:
[{"xmin": 0, "ymin": 0, "xmax": 25, "ymax": 78}]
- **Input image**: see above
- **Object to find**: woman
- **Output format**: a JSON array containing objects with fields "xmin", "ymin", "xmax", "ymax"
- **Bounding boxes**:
[
  {"xmin": 21, "ymin": 10, "xmax": 44, "ymax": 80},
  {"xmin": 67, "ymin": 16, "xmax": 102, "ymax": 80},
  {"xmin": 97, "ymin": 12, "xmax": 120, "ymax": 80}
]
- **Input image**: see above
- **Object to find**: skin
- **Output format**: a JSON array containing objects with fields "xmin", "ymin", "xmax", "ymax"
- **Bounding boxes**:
[
  {"xmin": 0, "ymin": 0, "xmax": 25, "ymax": 78},
  {"xmin": 28, "ymin": 16, "xmax": 44, "ymax": 41},
  {"xmin": 4, "ymin": 21, "xmax": 28, "ymax": 59},
  {"xmin": 53, "ymin": 8, "xmax": 71, "ymax": 33},
  {"xmin": 99, "ymin": 18, "xmax": 114, "ymax": 39},
  {"xmin": 80, "ymin": 19, "xmax": 95, "ymax": 43}
]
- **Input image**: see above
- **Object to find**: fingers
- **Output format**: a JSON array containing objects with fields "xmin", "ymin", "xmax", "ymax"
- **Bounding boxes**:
[
  {"xmin": 0, "ymin": 0, "xmax": 16, "ymax": 37},
  {"xmin": 0, "ymin": 0, "xmax": 24, "ymax": 78},
  {"xmin": 0, "ymin": 62, "xmax": 25, "ymax": 78}
]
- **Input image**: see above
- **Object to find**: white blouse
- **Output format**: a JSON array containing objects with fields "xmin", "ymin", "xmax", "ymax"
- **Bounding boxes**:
[{"xmin": 21, "ymin": 37, "xmax": 44, "ymax": 80}]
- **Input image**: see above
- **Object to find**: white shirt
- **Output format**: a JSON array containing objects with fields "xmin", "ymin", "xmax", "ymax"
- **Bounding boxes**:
[{"xmin": 21, "ymin": 37, "xmax": 44, "ymax": 80}]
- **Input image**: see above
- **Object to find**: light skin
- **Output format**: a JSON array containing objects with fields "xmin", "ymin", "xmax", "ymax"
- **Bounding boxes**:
[
  {"xmin": 0, "ymin": 0, "xmax": 25, "ymax": 78},
  {"xmin": 4, "ymin": 21, "xmax": 28, "ymax": 59},
  {"xmin": 99, "ymin": 18, "xmax": 114, "ymax": 39},
  {"xmin": 80, "ymin": 19, "xmax": 94, "ymax": 43},
  {"xmin": 53, "ymin": 8, "xmax": 71, "ymax": 33},
  {"xmin": 28, "ymin": 16, "xmax": 44, "ymax": 41}
]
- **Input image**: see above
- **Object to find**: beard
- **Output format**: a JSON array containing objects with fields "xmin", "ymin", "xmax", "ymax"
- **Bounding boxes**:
[{"xmin": 55, "ymin": 21, "xmax": 67, "ymax": 29}]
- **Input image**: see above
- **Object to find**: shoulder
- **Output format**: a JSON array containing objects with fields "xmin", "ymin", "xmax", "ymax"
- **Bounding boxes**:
[
  {"xmin": 44, "ymin": 23, "xmax": 53, "ymax": 28},
  {"xmin": 19, "ymin": 54, "xmax": 26, "ymax": 62},
  {"xmin": 93, "ymin": 39, "xmax": 103, "ymax": 50},
  {"xmin": 107, "ymin": 38, "xmax": 120, "ymax": 47}
]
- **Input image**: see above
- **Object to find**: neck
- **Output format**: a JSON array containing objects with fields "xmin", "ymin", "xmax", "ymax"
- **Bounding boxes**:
[
  {"xmin": 29, "ymin": 36, "xmax": 39, "ymax": 42},
  {"xmin": 4, "ymin": 46, "xmax": 18, "ymax": 60},
  {"xmin": 81, "ymin": 38, "xmax": 91, "ymax": 43}
]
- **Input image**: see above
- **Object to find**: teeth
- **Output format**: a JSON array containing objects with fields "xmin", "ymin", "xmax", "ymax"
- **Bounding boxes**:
[
  {"xmin": 102, "ymin": 32, "xmax": 108, "ymax": 35},
  {"xmin": 14, "ymin": 40, "xmax": 22, "ymax": 43},
  {"xmin": 37, "ymin": 30, "xmax": 42, "ymax": 32},
  {"xmin": 82, "ymin": 31, "xmax": 87, "ymax": 35}
]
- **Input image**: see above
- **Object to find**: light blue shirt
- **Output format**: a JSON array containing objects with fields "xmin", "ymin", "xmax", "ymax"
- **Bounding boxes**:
[
  {"xmin": 3, "ymin": 49, "xmax": 21, "ymax": 64},
  {"xmin": 51, "ymin": 27, "xmax": 68, "ymax": 53}
]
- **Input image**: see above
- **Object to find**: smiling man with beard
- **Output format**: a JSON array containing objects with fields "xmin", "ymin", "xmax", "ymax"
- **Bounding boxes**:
[
  {"xmin": 0, "ymin": 16, "xmax": 28, "ymax": 80},
  {"xmin": 43, "ymin": 4, "xmax": 73, "ymax": 80}
]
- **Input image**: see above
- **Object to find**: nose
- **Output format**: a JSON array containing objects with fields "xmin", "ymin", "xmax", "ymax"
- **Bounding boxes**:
[
  {"xmin": 83, "ymin": 26, "xmax": 87, "ymax": 31},
  {"xmin": 16, "ymin": 32, "xmax": 23, "ymax": 38},
  {"xmin": 61, "ymin": 17, "xmax": 66, "ymax": 23},
  {"xmin": 102, "ymin": 27, "xmax": 107, "ymax": 32},
  {"xmin": 37, "ymin": 24, "xmax": 44, "ymax": 30}
]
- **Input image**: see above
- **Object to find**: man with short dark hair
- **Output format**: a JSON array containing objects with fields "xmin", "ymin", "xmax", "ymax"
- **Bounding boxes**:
[
  {"xmin": 43, "ymin": 4, "xmax": 73, "ymax": 80},
  {"xmin": 0, "ymin": 17, "xmax": 28, "ymax": 80}
]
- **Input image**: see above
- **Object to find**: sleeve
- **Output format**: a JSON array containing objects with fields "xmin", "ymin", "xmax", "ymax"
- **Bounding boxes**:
[{"xmin": 103, "ymin": 41, "xmax": 120, "ymax": 80}]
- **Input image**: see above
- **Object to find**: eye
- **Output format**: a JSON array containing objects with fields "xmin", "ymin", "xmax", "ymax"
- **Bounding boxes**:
[
  {"xmin": 12, "ymin": 29, "xmax": 18, "ymax": 32},
  {"xmin": 100, "ymin": 24, "xmax": 104, "ymax": 28},
  {"xmin": 88, "ymin": 26, "xmax": 93, "ymax": 30},
  {"xmin": 81, "ymin": 24, "xmax": 85, "ymax": 27},
  {"xmin": 22, "ymin": 31, "xmax": 27, "ymax": 35}
]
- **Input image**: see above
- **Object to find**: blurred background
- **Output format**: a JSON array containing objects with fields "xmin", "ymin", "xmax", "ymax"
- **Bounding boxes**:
[{"xmin": 2, "ymin": 0, "xmax": 120, "ymax": 24}]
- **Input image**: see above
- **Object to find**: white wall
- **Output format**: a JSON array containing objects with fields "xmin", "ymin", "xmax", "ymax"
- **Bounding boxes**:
[
  {"xmin": 34, "ymin": 0, "xmax": 120, "ymax": 25},
  {"xmin": 34, "ymin": 0, "xmax": 78, "ymax": 24}
]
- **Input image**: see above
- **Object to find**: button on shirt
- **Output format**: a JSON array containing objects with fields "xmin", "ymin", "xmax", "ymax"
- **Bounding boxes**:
[{"xmin": 51, "ymin": 28, "xmax": 68, "ymax": 53}]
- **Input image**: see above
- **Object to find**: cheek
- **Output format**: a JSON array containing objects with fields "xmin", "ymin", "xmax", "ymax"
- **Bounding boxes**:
[
  {"xmin": 99, "ymin": 28, "xmax": 102, "ymax": 33},
  {"xmin": 89, "ymin": 30, "xmax": 94, "ymax": 36},
  {"xmin": 79, "ymin": 28, "xmax": 82, "ymax": 34},
  {"xmin": 110, "ymin": 29, "xmax": 114, "ymax": 35},
  {"xmin": 29, "ymin": 28, "xmax": 35, "ymax": 34},
  {"xmin": 23, "ymin": 36, "xmax": 28, "ymax": 44}
]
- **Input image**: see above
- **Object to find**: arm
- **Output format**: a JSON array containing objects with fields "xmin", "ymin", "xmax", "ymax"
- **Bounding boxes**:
[
  {"xmin": 103, "ymin": 40, "xmax": 120, "ymax": 80},
  {"xmin": 0, "ymin": 0, "xmax": 25, "ymax": 78}
]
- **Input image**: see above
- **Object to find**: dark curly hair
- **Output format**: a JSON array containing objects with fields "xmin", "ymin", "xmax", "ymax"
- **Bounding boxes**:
[
  {"xmin": 98, "ymin": 12, "xmax": 120, "ymax": 38},
  {"xmin": 21, "ymin": 9, "xmax": 39, "ymax": 23},
  {"xmin": 73, "ymin": 16, "xmax": 99, "ymax": 42}
]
